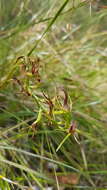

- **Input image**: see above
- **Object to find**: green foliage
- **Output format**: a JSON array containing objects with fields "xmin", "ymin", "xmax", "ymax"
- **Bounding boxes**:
[{"xmin": 0, "ymin": 0, "xmax": 107, "ymax": 189}]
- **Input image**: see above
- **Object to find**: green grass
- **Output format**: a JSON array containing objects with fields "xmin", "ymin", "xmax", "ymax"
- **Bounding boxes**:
[{"xmin": 0, "ymin": 0, "xmax": 107, "ymax": 189}]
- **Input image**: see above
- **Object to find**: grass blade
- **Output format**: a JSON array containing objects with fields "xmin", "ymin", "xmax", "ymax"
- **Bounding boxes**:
[{"xmin": 27, "ymin": 0, "xmax": 70, "ymax": 56}]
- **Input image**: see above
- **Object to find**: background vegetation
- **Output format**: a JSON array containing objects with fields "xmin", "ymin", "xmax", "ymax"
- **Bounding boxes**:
[{"xmin": 0, "ymin": 0, "xmax": 107, "ymax": 189}]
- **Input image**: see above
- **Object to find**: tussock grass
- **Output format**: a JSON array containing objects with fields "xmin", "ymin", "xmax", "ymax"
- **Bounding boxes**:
[{"xmin": 0, "ymin": 0, "xmax": 107, "ymax": 189}]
